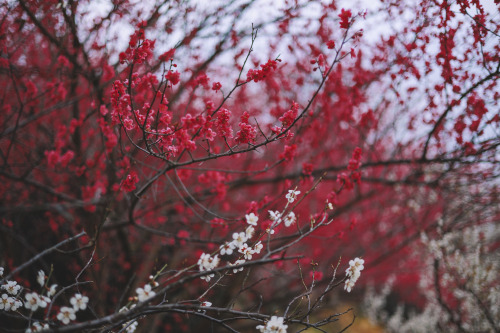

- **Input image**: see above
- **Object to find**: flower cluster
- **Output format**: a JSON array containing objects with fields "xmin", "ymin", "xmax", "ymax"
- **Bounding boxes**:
[
  {"xmin": 279, "ymin": 102, "xmax": 299, "ymax": 127},
  {"xmin": 0, "ymin": 267, "xmax": 91, "ymax": 330},
  {"xmin": 339, "ymin": 8, "xmax": 352, "ymax": 29},
  {"xmin": 347, "ymin": 147, "xmax": 362, "ymax": 171},
  {"xmin": 344, "ymin": 258, "xmax": 364, "ymax": 292},
  {"xmin": 25, "ymin": 292, "xmax": 49, "ymax": 312},
  {"xmin": 256, "ymin": 316, "xmax": 288, "ymax": 333},
  {"xmin": 0, "ymin": 293, "xmax": 22, "ymax": 311},
  {"xmin": 120, "ymin": 305, "xmax": 139, "ymax": 333},
  {"xmin": 246, "ymin": 59, "xmax": 281, "ymax": 82},
  {"xmin": 268, "ymin": 209, "xmax": 297, "ymax": 230},
  {"xmin": 235, "ymin": 111, "xmax": 257, "ymax": 144},
  {"xmin": 197, "ymin": 253, "xmax": 221, "ymax": 282},
  {"xmin": 285, "ymin": 189, "xmax": 300, "ymax": 203}
]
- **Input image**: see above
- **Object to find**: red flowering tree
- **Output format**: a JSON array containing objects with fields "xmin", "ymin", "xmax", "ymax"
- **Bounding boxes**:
[{"xmin": 1, "ymin": 0, "xmax": 499, "ymax": 332}]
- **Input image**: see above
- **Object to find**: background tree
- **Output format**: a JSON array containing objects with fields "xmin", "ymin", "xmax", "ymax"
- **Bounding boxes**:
[{"xmin": 0, "ymin": 0, "xmax": 499, "ymax": 332}]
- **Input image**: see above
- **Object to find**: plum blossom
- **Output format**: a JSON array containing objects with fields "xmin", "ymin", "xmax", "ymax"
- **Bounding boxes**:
[
  {"xmin": 284, "ymin": 212, "xmax": 296, "ymax": 227},
  {"xmin": 70, "ymin": 293, "xmax": 89, "ymax": 311},
  {"xmin": 201, "ymin": 301, "xmax": 212, "ymax": 307},
  {"xmin": 47, "ymin": 284, "xmax": 58, "ymax": 297},
  {"xmin": 238, "ymin": 243, "xmax": 255, "ymax": 260},
  {"xmin": 231, "ymin": 259, "xmax": 245, "ymax": 273},
  {"xmin": 37, "ymin": 270, "xmax": 45, "ymax": 287},
  {"xmin": 26, "ymin": 321, "xmax": 49, "ymax": 332},
  {"xmin": 220, "ymin": 242, "xmax": 235, "ymax": 255},
  {"xmin": 285, "ymin": 189, "xmax": 300, "ymax": 203},
  {"xmin": 1, "ymin": 294, "xmax": 22, "ymax": 311},
  {"xmin": 253, "ymin": 241, "xmax": 263, "ymax": 254},
  {"xmin": 10, "ymin": 298, "xmax": 22, "ymax": 311},
  {"xmin": 344, "ymin": 257, "xmax": 364, "ymax": 292},
  {"xmin": 124, "ymin": 320, "xmax": 138, "ymax": 333},
  {"xmin": 24, "ymin": 292, "xmax": 48, "ymax": 311},
  {"xmin": 120, "ymin": 305, "xmax": 138, "ymax": 332},
  {"xmin": 256, "ymin": 316, "xmax": 288, "ymax": 333},
  {"xmin": 245, "ymin": 225, "xmax": 255, "ymax": 239},
  {"xmin": 269, "ymin": 210, "xmax": 282, "ymax": 224},
  {"xmin": 231, "ymin": 231, "xmax": 247, "ymax": 248},
  {"xmin": 0, "ymin": 294, "xmax": 12, "ymax": 311},
  {"xmin": 136, "ymin": 284, "xmax": 156, "ymax": 302},
  {"xmin": 197, "ymin": 253, "xmax": 220, "ymax": 281},
  {"xmin": 2, "ymin": 280, "xmax": 21, "ymax": 295},
  {"xmin": 245, "ymin": 213, "xmax": 259, "ymax": 226},
  {"xmin": 57, "ymin": 306, "xmax": 76, "ymax": 324}
]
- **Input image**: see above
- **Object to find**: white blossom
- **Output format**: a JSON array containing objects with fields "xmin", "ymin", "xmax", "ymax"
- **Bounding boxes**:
[
  {"xmin": 2, "ymin": 280, "xmax": 21, "ymax": 295},
  {"xmin": 47, "ymin": 284, "xmax": 58, "ymax": 297},
  {"xmin": 245, "ymin": 225, "xmax": 255, "ymax": 239},
  {"xmin": 256, "ymin": 316, "xmax": 288, "ymax": 333},
  {"xmin": 344, "ymin": 257, "xmax": 364, "ymax": 293},
  {"xmin": 197, "ymin": 253, "xmax": 220, "ymax": 282},
  {"xmin": 232, "ymin": 231, "xmax": 248, "ymax": 247},
  {"xmin": 201, "ymin": 301, "xmax": 212, "ymax": 307},
  {"xmin": 245, "ymin": 213, "xmax": 259, "ymax": 226},
  {"xmin": 231, "ymin": 259, "xmax": 245, "ymax": 273},
  {"xmin": 57, "ymin": 306, "xmax": 76, "ymax": 324},
  {"xmin": 26, "ymin": 321, "xmax": 49, "ymax": 332},
  {"xmin": 284, "ymin": 212, "xmax": 296, "ymax": 227},
  {"xmin": 253, "ymin": 241, "xmax": 263, "ymax": 254},
  {"xmin": 344, "ymin": 279, "xmax": 355, "ymax": 292},
  {"xmin": 285, "ymin": 189, "xmax": 300, "ymax": 203},
  {"xmin": 269, "ymin": 210, "xmax": 282, "ymax": 224},
  {"xmin": 120, "ymin": 305, "xmax": 139, "ymax": 332},
  {"xmin": 2, "ymin": 294, "xmax": 22, "ymax": 311},
  {"xmin": 70, "ymin": 293, "xmax": 89, "ymax": 311},
  {"xmin": 136, "ymin": 284, "xmax": 156, "ymax": 302},
  {"xmin": 10, "ymin": 298, "xmax": 22, "ymax": 311},
  {"xmin": 37, "ymin": 270, "xmax": 45, "ymax": 287},
  {"xmin": 220, "ymin": 242, "xmax": 235, "ymax": 256},
  {"xmin": 124, "ymin": 320, "xmax": 138, "ymax": 333},
  {"xmin": 24, "ymin": 292, "xmax": 48, "ymax": 311},
  {"xmin": 0, "ymin": 294, "xmax": 12, "ymax": 311},
  {"xmin": 238, "ymin": 243, "xmax": 255, "ymax": 260}
]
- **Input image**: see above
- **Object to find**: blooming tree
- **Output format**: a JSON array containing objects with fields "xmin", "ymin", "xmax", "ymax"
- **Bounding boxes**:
[{"xmin": 0, "ymin": 0, "xmax": 499, "ymax": 332}]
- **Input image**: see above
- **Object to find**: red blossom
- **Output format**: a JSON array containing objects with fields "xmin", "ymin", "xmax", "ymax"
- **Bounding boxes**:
[
  {"xmin": 165, "ymin": 70, "xmax": 180, "ymax": 85},
  {"xmin": 348, "ymin": 147, "xmax": 362, "ymax": 171},
  {"xmin": 214, "ymin": 108, "xmax": 233, "ymax": 138},
  {"xmin": 235, "ymin": 112, "xmax": 257, "ymax": 144},
  {"xmin": 279, "ymin": 144, "xmax": 297, "ymax": 162},
  {"xmin": 279, "ymin": 102, "xmax": 299, "ymax": 127},
  {"xmin": 246, "ymin": 59, "xmax": 281, "ymax": 82},
  {"xmin": 121, "ymin": 171, "xmax": 139, "ymax": 192},
  {"xmin": 159, "ymin": 48, "xmax": 176, "ymax": 62},
  {"xmin": 339, "ymin": 8, "xmax": 352, "ymax": 29},
  {"xmin": 212, "ymin": 82, "xmax": 222, "ymax": 91}
]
